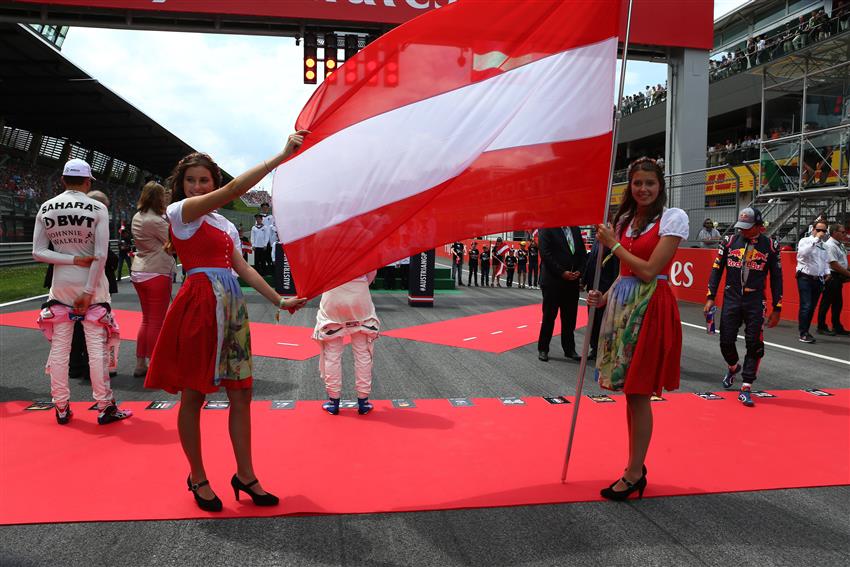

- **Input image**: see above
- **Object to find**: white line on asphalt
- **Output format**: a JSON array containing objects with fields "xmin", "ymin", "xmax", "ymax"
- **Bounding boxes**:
[
  {"xmin": 517, "ymin": 324, "xmax": 528, "ymax": 329},
  {"xmin": 680, "ymin": 321, "xmax": 850, "ymax": 366},
  {"xmin": 491, "ymin": 330, "xmax": 503, "ymax": 335},
  {"xmin": 577, "ymin": 297, "xmax": 849, "ymax": 366},
  {"xmin": 276, "ymin": 342, "xmax": 300, "ymax": 347},
  {"xmin": 0, "ymin": 294, "xmax": 48, "ymax": 308},
  {"xmin": 463, "ymin": 337, "xmax": 477, "ymax": 341}
]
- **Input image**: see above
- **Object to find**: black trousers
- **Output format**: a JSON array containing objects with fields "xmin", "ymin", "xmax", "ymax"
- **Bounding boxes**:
[
  {"xmin": 589, "ymin": 304, "xmax": 607, "ymax": 355},
  {"xmin": 117, "ymin": 252, "xmax": 132, "ymax": 280},
  {"xmin": 467, "ymin": 262, "xmax": 478, "ymax": 286},
  {"xmin": 720, "ymin": 289, "xmax": 766, "ymax": 384},
  {"xmin": 528, "ymin": 262, "xmax": 539, "ymax": 286},
  {"xmin": 480, "ymin": 264, "xmax": 490, "ymax": 286},
  {"xmin": 69, "ymin": 321, "xmax": 89, "ymax": 379},
  {"xmin": 253, "ymin": 247, "xmax": 270, "ymax": 275},
  {"xmin": 537, "ymin": 281, "xmax": 580, "ymax": 354},
  {"xmin": 818, "ymin": 276, "xmax": 845, "ymax": 331},
  {"xmin": 506, "ymin": 268, "xmax": 515, "ymax": 287}
]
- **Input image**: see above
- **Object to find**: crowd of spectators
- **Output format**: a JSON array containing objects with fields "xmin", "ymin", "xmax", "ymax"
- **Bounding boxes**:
[
  {"xmin": 621, "ymin": 4, "xmax": 850, "ymax": 118},
  {"xmin": 621, "ymin": 83, "xmax": 667, "ymax": 116},
  {"xmin": 707, "ymin": 135, "xmax": 761, "ymax": 167},
  {"xmin": 241, "ymin": 188, "xmax": 272, "ymax": 208},
  {"xmin": 710, "ymin": 5, "xmax": 850, "ymax": 82},
  {"xmin": 1, "ymin": 156, "xmax": 142, "ymax": 242}
]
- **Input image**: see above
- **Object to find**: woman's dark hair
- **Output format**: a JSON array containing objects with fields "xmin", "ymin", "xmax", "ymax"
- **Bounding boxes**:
[
  {"xmin": 167, "ymin": 152, "xmax": 223, "ymax": 203},
  {"xmin": 612, "ymin": 157, "xmax": 666, "ymax": 237},
  {"xmin": 136, "ymin": 181, "xmax": 167, "ymax": 215}
]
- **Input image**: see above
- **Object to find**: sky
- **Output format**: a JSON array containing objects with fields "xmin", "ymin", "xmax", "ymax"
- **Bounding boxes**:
[{"xmin": 58, "ymin": 0, "xmax": 749, "ymax": 190}]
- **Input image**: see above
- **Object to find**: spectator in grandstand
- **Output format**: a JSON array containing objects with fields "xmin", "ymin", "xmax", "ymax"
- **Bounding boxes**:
[
  {"xmin": 467, "ymin": 240, "xmax": 480, "ymax": 287},
  {"xmin": 537, "ymin": 226, "xmax": 586, "ymax": 362},
  {"xmin": 130, "ymin": 181, "xmax": 176, "ymax": 378},
  {"xmin": 480, "ymin": 244, "xmax": 491, "ymax": 286},
  {"xmin": 697, "ymin": 218, "xmax": 722, "ymax": 247},
  {"xmin": 796, "ymin": 219, "xmax": 830, "ymax": 344},
  {"xmin": 705, "ymin": 208, "xmax": 782, "ymax": 407},
  {"xmin": 313, "ymin": 271, "xmax": 380, "ymax": 416},
  {"xmin": 250, "ymin": 213, "xmax": 271, "ymax": 276},
  {"xmin": 32, "ymin": 159, "xmax": 132, "ymax": 426},
  {"xmin": 116, "ymin": 227, "xmax": 133, "ymax": 281},
  {"xmin": 793, "ymin": 15, "xmax": 809, "ymax": 50},
  {"xmin": 581, "ymin": 238, "xmax": 619, "ymax": 361},
  {"xmin": 587, "ymin": 157, "xmax": 688, "ymax": 500},
  {"xmin": 145, "ymin": 133, "xmax": 308, "ymax": 512},
  {"xmin": 451, "ymin": 241, "xmax": 465, "ymax": 286},
  {"xmin": 817, "ymin": 223, "xmax": 850, "ymax": 336}
]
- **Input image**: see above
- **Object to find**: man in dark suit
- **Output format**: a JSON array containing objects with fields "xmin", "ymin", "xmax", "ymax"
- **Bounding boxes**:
[
  {"xmin": 581, "ymin": 240, "xmax": 620, "ymax": 360},
  {"xmin": 537, "ymin": 226, "xmax": 587, "ymax": 362}
]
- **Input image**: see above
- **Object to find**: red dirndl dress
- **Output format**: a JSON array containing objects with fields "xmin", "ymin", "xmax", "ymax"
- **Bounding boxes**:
[
  {"xmin": 144, "ymin": 220, "xmax": 253, "ymax": 395},
  {"xmin": 595, "ymin": 221, "xmax": 682, "ymax": 396}
]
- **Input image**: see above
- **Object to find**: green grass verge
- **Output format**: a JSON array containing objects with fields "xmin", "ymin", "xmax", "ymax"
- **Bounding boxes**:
[{"xmin": 0, "ymin": 264, "xmax": 49, "ymax": 304}]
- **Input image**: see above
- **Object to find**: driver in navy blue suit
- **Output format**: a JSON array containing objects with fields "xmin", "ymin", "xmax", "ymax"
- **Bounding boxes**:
[{"xmin": 537, "ymin": 226, "xmax": 587, "ymax": 362}]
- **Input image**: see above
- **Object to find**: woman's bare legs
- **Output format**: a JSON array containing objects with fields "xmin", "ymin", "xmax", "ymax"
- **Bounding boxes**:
[
  {"xmin": 179, "ymin": 388, "xmax": 215, "ymax": 499},
  {"xmin": 227, "ymin": 387, "xmax": 269, "ymax": 494}
]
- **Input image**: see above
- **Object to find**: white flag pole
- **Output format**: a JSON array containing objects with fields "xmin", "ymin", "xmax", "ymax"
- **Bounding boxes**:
[{"xmin": 561, "ymin": 0, "xmax": 635, "ymax": 483}]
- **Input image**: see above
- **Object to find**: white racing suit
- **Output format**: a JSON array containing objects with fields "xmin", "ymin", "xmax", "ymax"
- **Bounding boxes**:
[
  {"xmin": 32, "ymin": 189, "xmax": 114, "ymax": 409},
  {"xmin": 37, "ymin": 303, "xmax": 120, "ymax": 409},
  {"xmin": 313, "ymin": 273, "xmax": 380, "ymax": 398}
]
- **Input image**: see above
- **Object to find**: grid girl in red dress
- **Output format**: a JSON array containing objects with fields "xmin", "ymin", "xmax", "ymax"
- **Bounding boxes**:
[{"xmin": 146, "ymin": 132, "xmax": 307, "ymax": 512}]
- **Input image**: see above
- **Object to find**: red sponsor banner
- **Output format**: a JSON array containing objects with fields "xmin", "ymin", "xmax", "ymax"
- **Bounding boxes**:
[
  {"xmin": 668, "ymin": 248, "xmax": 850, "ymax": 328},
  {"xmin": 13, "ymin": 0, "xmax": 713, "ymax": 50}
]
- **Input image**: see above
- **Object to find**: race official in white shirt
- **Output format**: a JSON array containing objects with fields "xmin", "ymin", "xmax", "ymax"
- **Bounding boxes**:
[
  {"xmin": 250, "ymin": 213, "xmax": 272, "ymax": 276},
  {"xmin": 818, "ymin": 223, "xmax": 850, "ymax": 336},
  {"xmin": 795, "ymin": 220, "xmax": 830, "ymax": 343}
]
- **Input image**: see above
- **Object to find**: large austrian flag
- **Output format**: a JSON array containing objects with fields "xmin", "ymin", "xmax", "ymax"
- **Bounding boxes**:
[{"xmin": 273, "ymin": 0, "xmax": 618, "ymax": 299}]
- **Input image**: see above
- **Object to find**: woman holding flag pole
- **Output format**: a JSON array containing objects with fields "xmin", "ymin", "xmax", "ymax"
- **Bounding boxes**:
[{"xmin": 587, "ymin": 158, "xmax": 688, "ymax": 500}]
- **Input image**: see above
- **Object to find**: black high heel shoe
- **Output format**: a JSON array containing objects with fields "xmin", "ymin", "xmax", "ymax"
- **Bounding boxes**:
[
  {"xmin": 601, "ymin": 471, "xmax": 647, "ymax": 501},
  {"xmin": 231, "ymin": 474, "xmax": 280, "ymax": 506},
  {"xmin": 187, "ymin": 475, "xmax": 223, "ymax": 512}
]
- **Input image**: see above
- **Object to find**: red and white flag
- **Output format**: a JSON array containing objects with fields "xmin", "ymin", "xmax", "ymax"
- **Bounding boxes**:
[{"xmin": 274, "ymin": 0, "xmax": 618, "ymax": 298}]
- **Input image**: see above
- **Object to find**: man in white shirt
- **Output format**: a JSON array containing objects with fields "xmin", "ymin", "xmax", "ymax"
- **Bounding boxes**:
[
  {"xmin": 32, "ymin": 159, "xmax": 132, "ymax": 425},
  {"xmin": 817, "ymin": 223, "xmax": 850, "ymax": 336},
  {"xmin": 697, "ymin": 218, "xmax": 722, "ymax": 248},
  {"xmin": 250, "ymin": 213, "xmax": 271, "ymax": 275},
  {"xmin": 796, "ymin": 219, "xmax": 830, "ymax": 343}
]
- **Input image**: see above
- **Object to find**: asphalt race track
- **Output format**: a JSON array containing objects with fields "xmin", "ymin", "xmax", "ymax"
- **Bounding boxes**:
[{"xmin": 1, "ymin": 278, "xmax": 848, "ymax": 567}]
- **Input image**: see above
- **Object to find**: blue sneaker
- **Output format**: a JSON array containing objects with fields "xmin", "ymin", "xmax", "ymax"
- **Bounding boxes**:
[
  {"xmin": 722, "ymin": 364, "xmax": 741, "ymax": 389},
  {"xmin": 322, "ymin": 398, "xmax": 340, "ymax": 415},
  {"xmin": 357, "ymin": 397, "xmax": 374, "ymax": 415},
  {"xmin": 738, "ymin": 388, "xmax": 754, "ymax": 407}
]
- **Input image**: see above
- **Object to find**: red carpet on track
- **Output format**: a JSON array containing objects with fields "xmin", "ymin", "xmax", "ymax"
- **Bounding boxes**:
[
  {"xmin": 384, "ymin": 304, "xmax": 587, "ymax": 353},
  {"xmin": 1, "ymin": 389, "xmax": 847, "ymax": 525},
  {"xmin": 0, "ymin": 310, "xmax": 320, "ymax": 361}
]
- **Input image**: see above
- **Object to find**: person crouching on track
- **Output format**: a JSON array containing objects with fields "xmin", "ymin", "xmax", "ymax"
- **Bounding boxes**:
[
  {"xmin": 704, "ymin": 207, "xmax": 782, "ymax": 407},
  {"xmin": 32, "ymin": 159, "xmax": 132, "ymax": 426},
  {"xmin": 145, "ymin": 135, "xmax": 308, "ymax": 513},
  {"xmin": 314, "ymin": 271, "xmax": 381, "ymax": 416}
]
